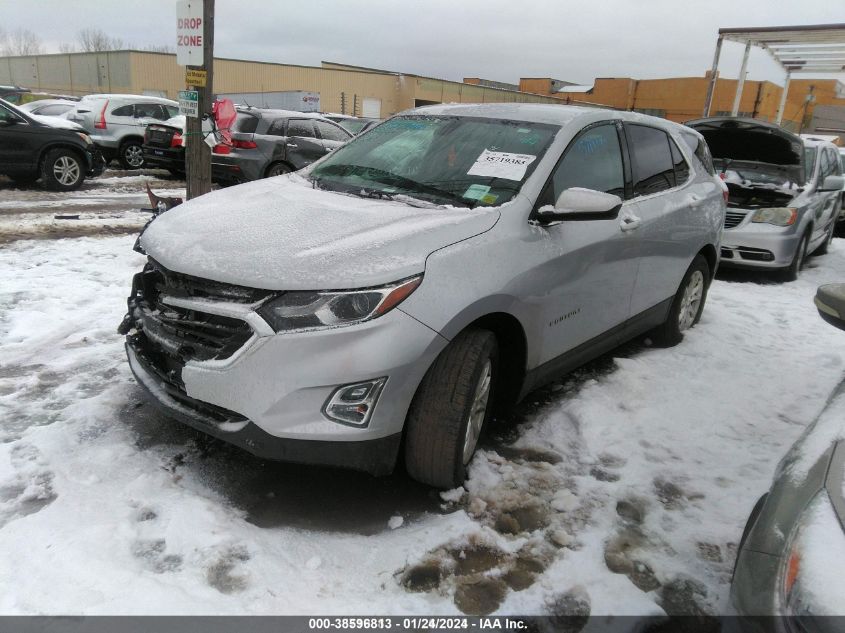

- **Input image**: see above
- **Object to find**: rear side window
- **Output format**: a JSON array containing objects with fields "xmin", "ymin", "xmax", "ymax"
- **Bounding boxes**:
[
  {"xmin": 287, "ymin": 119, "xmax": 316, "ymax": 138},
  {"xmin": 234, "ymin": 113, "xmax": 259, "ymax": 133},
  {"xmin": 539, "ymin": 123, "xmax": 625, "ymax": 206},
  {"xmin": 627, "ymin": 124, "xmax": 676, "ymax": 196},
  {"xmin": 315, "ymin": 120, "xmax": 351, "ymax": 142},
  {"xmin": 135, "ymin": 103, "xmax": 166, "ymax": 119},
  {"xmin": 669, "ymin": 138, "xmax": 690, "ymax": 184},
  {"xmin": 37, "ymin": 104, "xmax": 74, "ymax": 116},
  {"xmin": 112, "ymin": 104, "xmax": 134, "ymax": 117}
]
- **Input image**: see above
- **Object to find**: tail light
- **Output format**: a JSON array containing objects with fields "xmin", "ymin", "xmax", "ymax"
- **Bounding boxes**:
[
  {"xmin": 213, "ymin": 144, "xmax": 231, "ymax": 154},
  {"xmin": 232, "ymin": 139, "xmax": 257, "ymax": 149},
  {"xmin": 171, "ymin": 132, "xmax": 183, "ymax": 148},
  {"xmin": 94, "ymin": 100, "xmax": 108, "ymax": 130}
]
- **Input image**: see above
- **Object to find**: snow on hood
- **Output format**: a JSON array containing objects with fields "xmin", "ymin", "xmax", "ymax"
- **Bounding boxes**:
[
  {"xmin": 140, "ymin": 174, "xmax": 500, "ymax": 290},
  {"xmin": 32, "ymin": 114, "xmax": 85, "ymax": 132}
]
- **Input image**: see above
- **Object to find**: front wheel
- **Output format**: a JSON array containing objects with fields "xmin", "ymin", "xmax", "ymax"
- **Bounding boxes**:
[
  {"xmin": 404, "ymin": 329, "xmax": 498, "ymax": 488},
  {"xmin": 41, "ymin": 149, "xmax": 85, "ymax": 191},
  {"xmin": 783, "ymin": 230, "xmax": 810, "ymax": 282},
  {"xmin": 650, "ymin": 254, "xmax": 710, "ymax": 347}
]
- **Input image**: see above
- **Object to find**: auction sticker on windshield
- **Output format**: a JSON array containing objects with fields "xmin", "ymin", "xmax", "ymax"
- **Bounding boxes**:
[{"xmin": 467, "ymin": 150, "xmax": 537, "ymax": 181}]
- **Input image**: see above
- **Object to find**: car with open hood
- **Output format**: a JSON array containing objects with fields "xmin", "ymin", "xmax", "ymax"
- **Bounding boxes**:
[
  {"xmin": 687, "ymin": 117, "xmax": 844, "ymax": 281},
  {"xmin": 0, "ymin": 97, "xmax": 105, "ymax": 191},
  {"xmin": 119, "ymin": 103, "xmax": 724, "ymax": 487}
]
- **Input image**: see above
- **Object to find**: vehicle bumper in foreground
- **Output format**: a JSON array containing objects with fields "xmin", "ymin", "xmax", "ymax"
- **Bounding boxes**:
[
  {"xmin": 121, "ymin": 266, "xmax": 446, "ymax": 474},
  {"xmin": 719, "ymin": 225, "xmax": 802, "ymax": 270}
]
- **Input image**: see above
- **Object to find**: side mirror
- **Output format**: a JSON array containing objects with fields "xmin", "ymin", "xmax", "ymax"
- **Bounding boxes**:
[
  {"xmin": 537, "ymin": 187, "xmax": 623, "ymax": 222},
  {"xmin": 820, "ymin": 175, "xmax": 845, "ymax": 192},
  {"xmin": 815, "ymin": 284, "xmax": 845, "ymax": 331}
]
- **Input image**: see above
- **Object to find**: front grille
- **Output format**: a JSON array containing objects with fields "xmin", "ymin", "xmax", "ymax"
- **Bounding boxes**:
[
  {"xmin": 720, "ymin": 248, "xmax": 733, "ymax": 259},
  {"xmin": 724, "ymin": 210, "xmax": 747, "ymax": 229},
  {"xmin": 129, "ymin": 333, "xmax": 247, "ymax": 424},
  {"xmin": 122, "ymin": 259, "xmax": 272, "ymax": 422}
]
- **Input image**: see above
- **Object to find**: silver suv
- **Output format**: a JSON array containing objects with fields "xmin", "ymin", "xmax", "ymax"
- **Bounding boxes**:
[
  {"xmin": 68, "ymin": 94, "xmax": 179, "ymax": 169},
  {"xmin": 119, "ymin": 104, "xmax": 724, "ymax": 488}
]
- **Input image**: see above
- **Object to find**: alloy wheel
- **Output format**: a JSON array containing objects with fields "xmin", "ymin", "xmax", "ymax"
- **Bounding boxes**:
[
  {"xmin": 462, "ymin": 359, "xmax": 492, "ymax": 464},
  {"xmin": 53, "ymin": 156, "xmax": 81, "ymax": 186},
  {"xmin": 124, "ymin": 145, "xmax": 144, "ymax": 168},
  {"xmin": 678, "ymin": 270, "xmax": 704, "ymax": 332}
]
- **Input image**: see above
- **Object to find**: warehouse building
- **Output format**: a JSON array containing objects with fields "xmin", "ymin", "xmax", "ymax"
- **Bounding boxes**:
[
  {"xmin": 517, "ymin": 75, "xmax": 845, "ymax": 136},
  {"xmin": 0, "ymin": 51, "xmax": 560, "ymax": 117}
]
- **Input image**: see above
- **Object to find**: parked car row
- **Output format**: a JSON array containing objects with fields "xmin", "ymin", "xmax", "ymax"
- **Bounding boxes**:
[
  {"xmin": 141, "ymin": 107, "xmax": 354, "ymax": 185},
  {"xmin": 0, "ymin": 97, "xmax": 105, "ymax": 191}
]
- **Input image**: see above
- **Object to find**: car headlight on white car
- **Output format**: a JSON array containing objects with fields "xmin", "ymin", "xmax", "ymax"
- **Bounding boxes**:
[
  {"xmin": 257, "ymin": 275, "xmax": 422, "ymax": 332},
  {"xmin": 751, "ymin": 207, "xmax": 798, "ymax": 226},
  {"xmin": 780, "ymin": 492, "xmax": 845, "ymax": 620}
]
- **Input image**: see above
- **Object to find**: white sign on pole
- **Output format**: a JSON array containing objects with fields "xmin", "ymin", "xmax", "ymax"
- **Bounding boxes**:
[
  {"xmin": 178, "ymin": 90, "xmax": 199, "ymax": 118},
  {"xmin": 176, "ymin": 0, "xmax": 204, "ymax": 66}
]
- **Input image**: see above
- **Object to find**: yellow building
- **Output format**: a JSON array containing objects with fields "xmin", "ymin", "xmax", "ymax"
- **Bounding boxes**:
[
  {"xmin": 0, "ymin": 51, "xmax": 560, "ymax": 117},
  {"xmin": 517, "ymin": 75, "xmax": 845, "ymax": 133}
]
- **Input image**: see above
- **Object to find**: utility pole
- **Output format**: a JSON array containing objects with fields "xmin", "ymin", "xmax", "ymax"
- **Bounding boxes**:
[{"xmin": 184, "ymin": 0, "xmax": 214, "ymax": 200}]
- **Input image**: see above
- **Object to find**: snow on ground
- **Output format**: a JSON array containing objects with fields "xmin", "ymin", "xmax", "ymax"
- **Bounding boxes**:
[
  {"xmin": 0, "ymin": 170, "xmax": 185, "ymax": 243},
  {"xmin": 1, "ymin": 221, "xmax": 845, "ymax": 615}
]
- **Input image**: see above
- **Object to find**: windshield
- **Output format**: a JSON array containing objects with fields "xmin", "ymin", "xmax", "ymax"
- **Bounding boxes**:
[
  {"xmin": 309, "ymin": 115, "xmax": 559, "ymax": 208},
  {"xmin": 805, "ymin": 146, "xmax": 817, "ymax": 183}
]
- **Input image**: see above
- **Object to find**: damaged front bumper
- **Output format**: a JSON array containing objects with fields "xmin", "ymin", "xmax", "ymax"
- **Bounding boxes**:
[{"xmin": 118, "ymin": 259, "xmax": 445, "ymax": 475}]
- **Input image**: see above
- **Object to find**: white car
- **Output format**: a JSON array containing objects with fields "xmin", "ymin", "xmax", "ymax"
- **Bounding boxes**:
[{"xmin": 17, "ymin": 98, "xmax": 78, "ymax": 118}]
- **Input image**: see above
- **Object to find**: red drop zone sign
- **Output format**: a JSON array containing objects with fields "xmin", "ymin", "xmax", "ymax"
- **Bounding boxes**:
[{"xmin": 176, "ymin": 0, "xmax": 204, "ymax": 66}]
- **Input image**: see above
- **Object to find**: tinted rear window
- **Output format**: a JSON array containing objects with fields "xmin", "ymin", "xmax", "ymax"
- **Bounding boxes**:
[
  {"xmin": 234, "ymin": 113, "xmax": 259, "ymax": 133},
  {"xmin": 112, "ymin": 104, "xmax": 133, "ymax": 117},
  {"xmin": 670, "ymin": 137, "xmax": 690, "ymax": 184},
  {"xmin": 627, "ymin": 124, "xmax": 676, "ymax": 196}
]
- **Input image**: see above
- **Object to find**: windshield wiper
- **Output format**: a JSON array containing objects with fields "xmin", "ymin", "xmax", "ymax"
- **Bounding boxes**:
[{"xmin": 316, "ymin": 164, "xmax": 473, "ymax": 208}]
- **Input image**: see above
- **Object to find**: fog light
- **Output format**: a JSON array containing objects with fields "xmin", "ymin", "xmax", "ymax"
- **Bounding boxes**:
[{"xmin": 323, "ymin": 378, "xmax": 387, "ymax": 427}]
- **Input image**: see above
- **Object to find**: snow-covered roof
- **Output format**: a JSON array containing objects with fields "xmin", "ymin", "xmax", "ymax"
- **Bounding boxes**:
[{"xmin": 556, "ymin": 85, "xmax": 594, "ymax": 93}]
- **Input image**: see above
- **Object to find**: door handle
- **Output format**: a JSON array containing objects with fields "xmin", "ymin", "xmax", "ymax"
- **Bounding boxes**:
[
  {"xmin": 620, "ymin": 214, "xmax": 641, "ymax": 232},
  {"xmin": 286, "ymin": 143, "xmax": 298, "ymax": 148}
]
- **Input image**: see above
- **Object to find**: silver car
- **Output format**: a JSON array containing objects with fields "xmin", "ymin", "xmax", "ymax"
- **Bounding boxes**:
[
  {"xmin": 118, "ymin": 104, "xmax": 724, "ymax": 487},
  {"xmin": 67, "ymin": 94, "xmax": 179, "ymax": 169},
  {"xmin": 731, "ymin": 283, "xmax": 845, "ymax": 627},
  {"xmin": 687, "ymin": 118, "xmax": 844, "ymax": 281}
]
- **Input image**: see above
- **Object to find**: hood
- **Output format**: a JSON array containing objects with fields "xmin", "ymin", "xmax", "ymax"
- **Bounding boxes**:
[
  {"xmin": 139, "ymin": 174, "xmax": 500, "ymax": 290},
  {"xmin": 32, "ymin": 114, "xmax": 85, "ymax": 132},
  {"xmin": 686, "ymin": 117, "xmax": 805, "ymax": 185}
]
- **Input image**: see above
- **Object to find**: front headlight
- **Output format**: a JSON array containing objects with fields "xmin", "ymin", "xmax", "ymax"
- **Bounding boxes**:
[
  {"xmin": 76, "ymin": 132, "xmax": 93, "ymax": 145},
  {"xmin": 780, "ymin": 493, "xmax": 845, "ymax": 619},
  {"xmin": 257, "ymin": 275, "xmax": 422, "ymax": 332},
  {"xmin": 751, "ymin": 207, "xmax": 798, "ymax": 226}
]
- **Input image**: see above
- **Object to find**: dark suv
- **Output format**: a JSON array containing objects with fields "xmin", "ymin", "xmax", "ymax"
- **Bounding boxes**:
[
  {"xmin": 211, "ymin": 108, "xmax": 352, "ymax": 184},
  {"xmin": 143, "ymin": 108, "xmax": 353, "ymax": 184},
  {"xmin": 0, "ymin": 97, "xmax": 105, "ymax": 191}
]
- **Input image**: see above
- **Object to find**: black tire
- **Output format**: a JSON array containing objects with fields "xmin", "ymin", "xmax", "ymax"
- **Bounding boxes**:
[
  {"xmin": 813, "ymin": 219, "xmax": 836, "ymax": 256},
  {"xmin": 404, "ymin": 329, "xmax": 498, "ymax": 488},
  {"xmin": 650, "ymin": 254, "xmax": 710, "ymax": 347},
  {"xmin": 783, "ymin": 230, "xmax": 810, "ymax": 282},
  {"xmin": 40, "ymin": 148, "xmax": 85, "ymax": 191},
  {"xmin": 118, "ymin": 140, "xmax": 145, "ymax": 169},
  {"xmin": 265, "ymin": 162, "xmax": 292, "ymax": 178},
  {"xmin": 8, "ymin": 172, "xmax": 39, "ymax": 186}
]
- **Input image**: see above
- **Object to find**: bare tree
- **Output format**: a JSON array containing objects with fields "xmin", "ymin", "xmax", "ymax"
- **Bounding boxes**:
[
  {"xmin": 58, "ymin": 42, "xmax": 78, "ymax": 54},
  {"xmin": 1, "ymin": 28, "xmax": 43, "ymax": 56},
  {"xmin": 77, "ymin": 28, "xmax": 124, "ymax": 52},
  {"xmin": 143, "ymin": 43, "xmax": 175, "ymax": 54}
]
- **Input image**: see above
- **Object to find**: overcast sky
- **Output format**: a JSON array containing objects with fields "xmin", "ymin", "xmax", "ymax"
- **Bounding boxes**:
[{"xmin": 2, "ymin": 0, "xmax": 843, "ymax": 87}]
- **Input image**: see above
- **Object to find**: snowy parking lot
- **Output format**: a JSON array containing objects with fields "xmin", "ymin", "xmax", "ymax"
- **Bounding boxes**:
[{"xmin": 2, "ymin": 171, "xmax": 845, "ymax": 617}]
